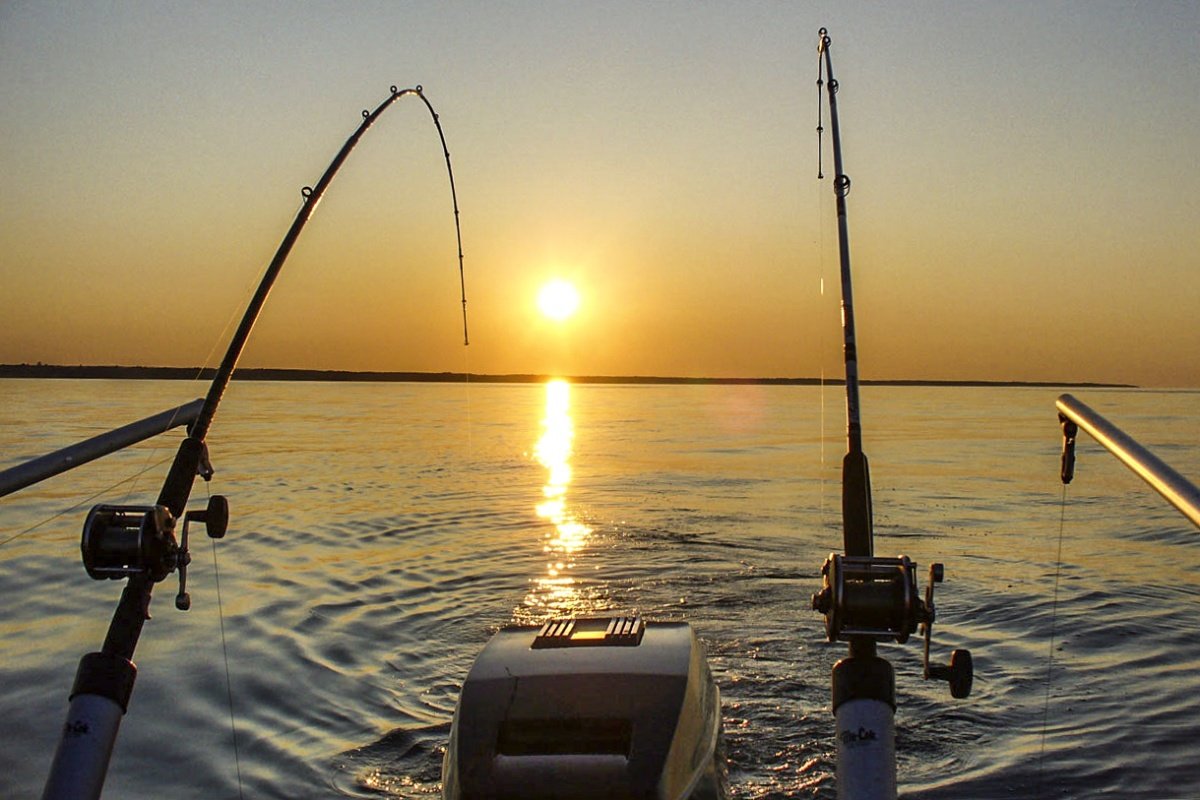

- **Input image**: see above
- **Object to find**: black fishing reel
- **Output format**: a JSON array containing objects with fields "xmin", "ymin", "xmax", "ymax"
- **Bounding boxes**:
[
  {"xmin": 81, "ymin": 495, "xmax": 228, "ymax": 610},
  {"xmin": 812, "ymin": 554, "xmax": 973, "ymax": 698}
]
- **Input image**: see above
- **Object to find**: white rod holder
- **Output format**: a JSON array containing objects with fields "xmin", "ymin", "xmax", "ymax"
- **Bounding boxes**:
[
  {"xmin": 40, "ymin": 693, "xmax": 124, "ymax": 800},
  {"xmin": 835, "ymin": 697, "xmax": 896, "ymax": 799}
]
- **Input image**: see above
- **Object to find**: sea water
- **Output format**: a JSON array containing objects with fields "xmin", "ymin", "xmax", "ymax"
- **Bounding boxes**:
[{"xmin": 1, "ymin": 379, "xmax": 1197, "ymax": 799}]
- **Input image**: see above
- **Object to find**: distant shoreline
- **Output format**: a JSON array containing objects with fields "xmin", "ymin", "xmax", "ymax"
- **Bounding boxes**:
[{"xmin": 0, "ymin": 364, "xmax": 1134, "ymax": 389}]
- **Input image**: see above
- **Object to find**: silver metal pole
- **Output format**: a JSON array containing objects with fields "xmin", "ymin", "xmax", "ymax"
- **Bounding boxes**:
[
  {"xmin": 0, "ymin": 399, "xmax": 203, "ymax": 498},
  {"xmin": 1057, "ymin": 393, "xmax": 1200, "ymax": 529}
]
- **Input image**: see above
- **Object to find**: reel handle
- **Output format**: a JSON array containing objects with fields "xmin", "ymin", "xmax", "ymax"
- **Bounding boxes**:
[
  {"xmin": 176, "ymin": 495, "xmax": 230, "ymax": 610},
  {"xmin": 921, "ymin": 563, "xmax": 973, "ymax": 698}
]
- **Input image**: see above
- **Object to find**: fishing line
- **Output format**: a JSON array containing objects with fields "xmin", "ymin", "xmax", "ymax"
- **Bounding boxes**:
[
  {"xmin": 461, "ymin": 342, "xmax": 474, "ymax": 457},
  {"xmin": 0, "ymin": 453, "xmax": 175, "ymax": 549},
  {"xmin": 120, "ymin": 382, "xmax": 209, "ymax": 505},
  {"xmin": 814, "ymin": 46, "xmax": 833, "ymax": 534},
  {"xmin": 210, "ymin": 526, "xmax": 246, "ymax": 800},
  {"xmin": 2, "ymin": 284, "xmax": 249, "ymax": 543},
  {"xmin": 121, "ymin": 199, "xmax": 269, "ymax": 504},
  {"xmin": 1036, "ymin": 482, "xmax": 1070, "ymax": 795}
]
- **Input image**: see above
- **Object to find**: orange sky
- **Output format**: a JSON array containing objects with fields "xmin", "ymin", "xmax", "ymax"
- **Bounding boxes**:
[{"xmin": 2, "ymin": 3, "xmax": 1198, "ymax": 386}]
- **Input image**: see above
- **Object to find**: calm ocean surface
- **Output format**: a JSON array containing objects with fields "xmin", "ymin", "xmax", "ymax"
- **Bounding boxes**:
[{"xmin": 1, "ymin": 379, "xmax": 1198, "ymax": 799}]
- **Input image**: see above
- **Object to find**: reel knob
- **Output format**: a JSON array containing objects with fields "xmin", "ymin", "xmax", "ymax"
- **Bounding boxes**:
[
  {"xmin": 948, "ymin": 648, "xmax": 973, "ymax": 699},
  {"xmin": 186, "ymin": 494, "xmax": 229, "ymax": 539},
  {"xmin": 928, "ymin": 648, "xmax": 973, "ymax": 699}
]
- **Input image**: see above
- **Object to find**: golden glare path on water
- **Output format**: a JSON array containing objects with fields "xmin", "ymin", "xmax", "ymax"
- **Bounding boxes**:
[{"xmin": 528, "ymin": 379, "xmax": 593, "ymax": 616}]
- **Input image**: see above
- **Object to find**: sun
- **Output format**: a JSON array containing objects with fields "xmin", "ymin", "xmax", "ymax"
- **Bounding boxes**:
[{"xmin": 537, "ymin": 279, "xmax": 581, "ymax": 322}]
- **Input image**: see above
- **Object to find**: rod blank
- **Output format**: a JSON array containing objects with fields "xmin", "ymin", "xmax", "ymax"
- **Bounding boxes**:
[
  {"xmin": 0, "ymin": 399, "xmax": 203, "ymax": 498},
  {"xmin": 1057, "ymin": 393, "xmax": 1200, "ymax": 529}
]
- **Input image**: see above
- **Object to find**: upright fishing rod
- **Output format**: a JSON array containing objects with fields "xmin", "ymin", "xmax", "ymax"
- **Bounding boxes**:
[
  {"xmin": 817, "ymin": 27, "xmax": 873, "ymax": 558},
  {"xmin": 41, "ymin": 85, "xmax": 468, "ymax": 800},
  {"xmin": 809, "ymin": 29, "xmax": 973, "ymax": 800}
]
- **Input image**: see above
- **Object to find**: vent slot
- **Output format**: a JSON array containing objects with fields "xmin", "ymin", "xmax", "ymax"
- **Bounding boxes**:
[
  {"xmin": 498, "ymin": 718, "xmax": 632, "ymax": 756},
  {"xmin": 531, "ymin": 616, "xmax": 645, "ymax": 649}
]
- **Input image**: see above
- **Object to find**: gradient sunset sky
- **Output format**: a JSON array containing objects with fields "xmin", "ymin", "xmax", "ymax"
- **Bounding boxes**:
[{"xmin": 2, "ymin": 2, "xmax": 1197, "ymax": 386}]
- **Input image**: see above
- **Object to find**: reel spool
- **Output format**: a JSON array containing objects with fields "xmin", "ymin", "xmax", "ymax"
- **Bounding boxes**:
[
  {"xmin": 812, "ymin": 553, "xmax": 973, "ymax": 698},
  {"xmin": 812, "ymin": 554, "xmax": 923, "ymax": 643},
  {"xmin": 81, "ymin": 496, "xmax": 228, "ymax": 610}
]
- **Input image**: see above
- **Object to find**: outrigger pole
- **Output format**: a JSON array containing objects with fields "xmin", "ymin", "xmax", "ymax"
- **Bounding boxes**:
[
  {"xmin": 41, "ymin": 86, "xmax": 467, "ymax": 800},
  {"xmin": 810, "ymin": 29, "xmax": 972, "ymax": 800},
  {"xmin": 1058, "ymin": 393, "xmax": 1200, "ymax": 529}
]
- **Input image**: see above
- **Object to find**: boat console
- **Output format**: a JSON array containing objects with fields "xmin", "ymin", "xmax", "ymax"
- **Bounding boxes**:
[{"xmin": 442, "ymin": 616, "xmax": 725, "ymax": 800}]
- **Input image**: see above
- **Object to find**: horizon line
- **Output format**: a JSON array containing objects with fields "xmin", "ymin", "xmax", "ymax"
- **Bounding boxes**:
[{"xmin": 0, "ymin": 363, "xmax": 1137, "ymax": 389}]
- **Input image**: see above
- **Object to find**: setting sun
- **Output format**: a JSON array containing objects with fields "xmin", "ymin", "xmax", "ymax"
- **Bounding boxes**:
[{"xmin": 536, "ymin": 279, "xmax": 580, "ymax": 322}]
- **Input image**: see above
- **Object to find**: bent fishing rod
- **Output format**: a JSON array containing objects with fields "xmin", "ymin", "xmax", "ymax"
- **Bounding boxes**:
[
  {"xmin": 808, "ymin": 29, "xmax": 973, "ymax": 800},
  {"xmin": 41, "ymin": 85, "xmax": 468, "ymax": 800}
]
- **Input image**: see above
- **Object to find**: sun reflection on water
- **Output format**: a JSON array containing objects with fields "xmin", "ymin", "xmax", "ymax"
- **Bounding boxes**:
[{"xmin": 524, "ymin": 379, "xmax": 598, "ymax": 618}]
